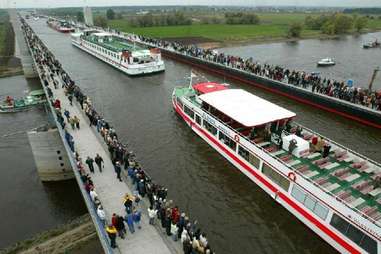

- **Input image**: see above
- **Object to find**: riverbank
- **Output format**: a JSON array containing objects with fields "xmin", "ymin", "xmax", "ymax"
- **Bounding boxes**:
[
  {"xmin": 109, "ymin": 12, "xmax": 381, "ymax": 49},
  {"xmin": 0, "ymin": 214, "xmax": 97, "ymax": 254}
]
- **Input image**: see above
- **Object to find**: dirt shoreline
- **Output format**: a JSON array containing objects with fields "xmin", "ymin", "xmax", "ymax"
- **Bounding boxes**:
[{"xmin": 168, "ymin": 28, "xmax": 381, "ymax": 50}]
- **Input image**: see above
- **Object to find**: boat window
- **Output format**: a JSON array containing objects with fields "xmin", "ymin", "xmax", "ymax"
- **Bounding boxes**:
[
  {"xmin": 203, "ymin": 120, "xmax": 217, "ymax": 136},
  {"xmin": 183, "ymin": 106, "xmax": 195, "ymax": 119},
  {"xmin": 330, "ymin": 214, "xmax": 377, "ymax": 254},
  {"xmin": 248, "ymin": 153, "xmax": 260, "ymax": 169},
  {"xmin": 238, "ymin": 146, "xmax": 261, "ymax": 169},
  {"xmin": 238, "ymin": 146, "xmax": 249, "ymax": 161},
  {"xmin": 263, "ymin": 163, "xmax": 290, "ymax": 191},
  {"xmin": 304, "ymin": 195, "xmax": 316, "ymax": 211},
  {"xmin": 330, "ymin": 214, "xmax": 349, "ymax": 235},
  {"xmin": 291, "ymin": 185, "xmax": 328, "ymax": 220},
  {"xmin": 346, "ymin": 225, "xmax": 364, "ymax": 246},
  {"xmin": 195, "ymin": 115, "xmax": 201, "ymax": 125},
  {"xmin": 313, "ymin": 202, "xmax": 329, "ymax": 220},
  {"xmin": 219, "ymin": 132, "xmax": 236, "ymax": 151},
  {"xmin": 291, "ymin": 185, "xmax": 306, "ymax": 203},
  {"xmin": 360, "ymin": 234, "xmax": 377, "ymax": 254}
]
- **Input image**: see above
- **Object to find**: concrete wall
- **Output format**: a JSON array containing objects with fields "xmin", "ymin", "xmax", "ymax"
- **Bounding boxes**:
[{"xmin": 27, "ymin": 128, "xmax": 74, "ymax": 181}]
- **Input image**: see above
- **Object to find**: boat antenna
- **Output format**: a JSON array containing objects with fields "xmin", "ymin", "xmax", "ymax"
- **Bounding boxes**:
[
  {"xmin": 189, "ymin": 69, "xmax": 196, "ymax": 89},
  {"xmin": 368, "ymin": 67, "xmax": 380, "ymax": 93}
]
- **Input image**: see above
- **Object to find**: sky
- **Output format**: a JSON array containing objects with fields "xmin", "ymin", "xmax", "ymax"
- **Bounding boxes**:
[{"xmin": 1, "ymin": 0, "xmax": 381, "ymax": 9}]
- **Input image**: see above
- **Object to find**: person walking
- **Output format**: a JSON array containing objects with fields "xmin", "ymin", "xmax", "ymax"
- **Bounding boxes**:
[
  {"xmin": 125, "ymin": 212, "xmax": 135, "ymax": 234},
  {"xmin": 115, "ymin": 161, "xmax": 122, "ymax": 182},
  {"xmin": 116, "ymin": 215, "xmax": 126, "ymax": 239},
  {"xmin": 63, "ymin": 109, "xmax": 70, "ymax": 121},
  {"xmin": 73, "ymin": 116, "xmax": 80, "ymax": 130},
  {"xmin": 68, "ymin": 94, "xmax": 73, "ymax": 106},
  {"xmin": 106, "ymin": 224, "xmax": 117, "ymax": 249},
  {"xmin": 94, "ymin": 154, "xmax": 104, "ymax": 172},
  {"xmin": 132, "ymin": 208, "xmax": 142, "ymax": 229},
  {"xmin": 68, "ymin": 117, "xmax": 76, "ymax": 130},
  {"xmin": 86, "ymin": 156, "xmax": 95, "ymax": 173}
]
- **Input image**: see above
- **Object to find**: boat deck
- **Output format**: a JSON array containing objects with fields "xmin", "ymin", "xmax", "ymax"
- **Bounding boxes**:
[
  {"xmin": 85, "ymin": 35, "xmax": 143, "ymax": 53},
  {"xmin": 176, "ymin": 87, "xmax": 381, "ymax": 224}
]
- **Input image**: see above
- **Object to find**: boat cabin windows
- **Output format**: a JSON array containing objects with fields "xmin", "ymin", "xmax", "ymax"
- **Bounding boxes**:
[
  {"xmin": 330, "ymin": 214, "xmax": 377, "ymax": 254},
  {"xmin": 219, "ymin": 132, "xmax": 236, "ymax": 151},
  {"xmin": 238, "ymin": 145, "xmax": 249, "ymax": 161},
  {"xmin": 262, "ymin": 163, "xmax": 290, "ymax": 191},
  {"xmin": 291, "ymin": 185, "xmax": 328, "ymax": 220},
  {"xmin": 183, "ymin": 106, "xmax": 195, "ymax": 119},
  {"xmin": 195, "ymin": 114, "xmax": 201, "ymax": 125},
  {"xmin": 203, "ymin": 120, "xmax": 217, "ymax": 136},
  {"xmin": 238, "ymin": 145, "xmax": 261, "ymax": 169}
]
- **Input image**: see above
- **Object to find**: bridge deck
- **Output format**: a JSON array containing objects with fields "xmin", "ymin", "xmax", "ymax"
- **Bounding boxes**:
[{"xmin": 23, "ymin": 18, "xmax": 180, "ymax": 254}]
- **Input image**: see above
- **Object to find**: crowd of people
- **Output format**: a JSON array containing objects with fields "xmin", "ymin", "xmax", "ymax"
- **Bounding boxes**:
[
  {"xmin": 132, "ymin": 34, "xmax": 381, "ymax": 111},
  {"xmin": 23, "ymin": 19, "xmax": 215, "ymax": 254}
]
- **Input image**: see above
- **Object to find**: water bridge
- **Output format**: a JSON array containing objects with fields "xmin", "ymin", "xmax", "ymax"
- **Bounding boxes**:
[{"xmin": 14, "ymin": 13, "xmax": 181, "ymax": 254}]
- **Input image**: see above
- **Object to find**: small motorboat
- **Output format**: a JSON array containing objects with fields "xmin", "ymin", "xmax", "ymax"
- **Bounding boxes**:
[
  {"xmin": 0, "ymin": 89, "xmax": 47, "ymax": 113},
  {"xmin": 317, "ymin": 58, "xmax": 335, "ymax": 67},
  {"xmin": 363, "ymin": 40, "xmax": 380, "ymax": 49}
]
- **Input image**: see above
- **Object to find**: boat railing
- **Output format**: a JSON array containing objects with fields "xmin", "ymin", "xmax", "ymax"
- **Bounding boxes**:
[{"xmin": 182, "ymin": 96, "xmax": 381, "ymax": 227}]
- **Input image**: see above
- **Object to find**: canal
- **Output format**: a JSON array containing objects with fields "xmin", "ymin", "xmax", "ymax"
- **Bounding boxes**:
[
  {"xmin": 4, "ymin": 18, "xmax": 380, "ymax": 253},
  {"xmin": 220, "ymin": 31, "xmax": 381, "ymax": 90}
]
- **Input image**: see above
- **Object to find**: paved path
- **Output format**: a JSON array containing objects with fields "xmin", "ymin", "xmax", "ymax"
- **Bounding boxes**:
[{"xmin": 39, "ymin": 54, "xmax": 178, "ymax": 254}]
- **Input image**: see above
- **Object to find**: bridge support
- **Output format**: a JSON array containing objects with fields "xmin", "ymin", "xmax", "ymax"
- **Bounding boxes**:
[
  {"xmin": 8, "ymin": 9, "xmax": 38, "ymax": 78},
  {"xmin": 27, "ymin": 127, "xmax": 74, "ymax": 181}
]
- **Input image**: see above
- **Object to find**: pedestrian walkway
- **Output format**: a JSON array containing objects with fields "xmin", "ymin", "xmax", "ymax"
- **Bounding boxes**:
[{"xmin": 31, "ymin": 43, "xmax": 178, "ymax": 253}]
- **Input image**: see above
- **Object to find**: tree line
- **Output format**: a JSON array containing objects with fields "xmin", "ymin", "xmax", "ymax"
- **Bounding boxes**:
[{"xmin": 305, "ymin": 14, "xmax": 368, "ymax": 35}]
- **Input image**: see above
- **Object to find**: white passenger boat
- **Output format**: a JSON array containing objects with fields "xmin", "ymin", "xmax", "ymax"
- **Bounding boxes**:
[
  {"xmin": 71, "ymin": 30, "xmax": 165, "ymax": 76},
  {"xmin": 173, "ymin": 81, "xmax": 381, "ymax": 254},
  {"xmin": 317, "ymin": 58, "xmax": 336, "ymax": 66}
]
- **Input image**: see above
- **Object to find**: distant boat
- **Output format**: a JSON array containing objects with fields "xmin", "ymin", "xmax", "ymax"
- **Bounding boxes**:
[
  {"xmin": 0, "ymin": 89, "xmax": 46, "ymax": 113},
  {"xmin": 317, "ymin": 58, "xmax": 335, "ymax": 67},
  {"xmin": 363, "ymin": 40, "xmax": 380, "ymax": 49}
]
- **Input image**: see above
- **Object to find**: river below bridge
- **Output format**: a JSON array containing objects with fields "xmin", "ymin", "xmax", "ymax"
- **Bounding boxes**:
[{"xmin": 2, "ymin": 18, "xmax": 381, "ymax": 253}]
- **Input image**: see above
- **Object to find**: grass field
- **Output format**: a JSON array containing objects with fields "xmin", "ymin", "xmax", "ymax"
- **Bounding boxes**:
[{"xmin": 108, "ymin": 13, "xmax": 381, "ymax": 43}]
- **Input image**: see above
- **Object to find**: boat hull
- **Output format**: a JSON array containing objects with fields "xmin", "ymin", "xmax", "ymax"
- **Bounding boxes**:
[{"xmin": 71, "ymin": 40, "xmax": 165, "ymax": 76}]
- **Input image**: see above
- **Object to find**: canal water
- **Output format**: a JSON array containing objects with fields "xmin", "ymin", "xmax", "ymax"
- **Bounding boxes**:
[
  {"xmin": 7, "ymin": 19, "xmax": 381, "ymax": 254},
  {"xmin": 220, "ymin": 31, "xmax": 381, "ymax": 90},
  {"xmin": 0, "ymin": 75, "xmax": 87, "ymax": 248}
]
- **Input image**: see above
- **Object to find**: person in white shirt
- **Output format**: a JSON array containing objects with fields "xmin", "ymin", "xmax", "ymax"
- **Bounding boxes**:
[
  {"xmin": 89, "ymin": 188, "xmax": 98, "ymax": 202},
  {"xmin": 97, "ymin": 205, "xmax": 106, "ymax": 225},
  {"xmin": 147, "ymin": 206, "xmax": 157, "ymax": 225}
]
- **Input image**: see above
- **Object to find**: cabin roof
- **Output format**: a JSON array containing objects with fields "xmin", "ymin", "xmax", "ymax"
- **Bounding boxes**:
[
  {"xmin": 199, "ymin": 89, "xmax": 296, "ymax": 127},
  {"xmin": 192, "ymin": 82, "xmax": 228, "ymax": 94}
]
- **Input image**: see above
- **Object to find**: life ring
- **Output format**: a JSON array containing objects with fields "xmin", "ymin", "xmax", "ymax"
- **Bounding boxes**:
[
  {"xmin": 234, "ymin": 135, "xmax": 240, "ymax": 143},
  {"xmin": 288, "ymin": 172, "xmax": 296, "ymax": 182}
]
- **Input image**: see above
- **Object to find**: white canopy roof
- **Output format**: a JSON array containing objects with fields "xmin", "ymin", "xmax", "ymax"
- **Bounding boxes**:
[
  {"xmin": 93, "ymin": 32, "xmax": 112, "ymax": 37},
  {"xmin": 199, "ymin": 89, "xmax": 296, "ymax": 127}
]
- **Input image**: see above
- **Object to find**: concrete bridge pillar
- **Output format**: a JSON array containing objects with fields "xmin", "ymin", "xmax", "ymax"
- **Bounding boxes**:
[
  {"xmin": 27, "ymin": 126, "xmax": 74, "ymax": 181},
  {"xmin": 8, "ymin": 9, "xmax": 38, "ymax": 78}
]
